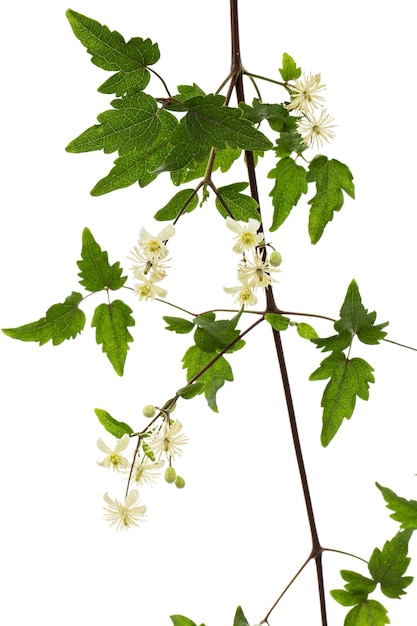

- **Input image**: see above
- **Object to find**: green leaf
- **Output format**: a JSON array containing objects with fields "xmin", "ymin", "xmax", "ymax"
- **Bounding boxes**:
[
  {"xmin": 334, "ymin": 280, "xmax": 388, "ymax": 344},
  {"xmin": 310, "ymin": 352, "xmax": 375, "ymax": 446},
  {"xmin": 156, "ymin": 117, "xmax": 211, "ymax": 172},
  {"xmin": 369, "ymin": 530, "xmax": 414, "ymax": 598},
  {"xmin": 233, "ymin": 606, "xmax": 250, "ymax": 626},
  {"xmin": 163, "ymin": 316, "xmax": 195, "ymax": 334},
  {"xmin": 66, "ymin": 10, "xmax": 160, "ymax": 96},
  {"xmin": 94, "ymin": 408, "xmax": 133, "ymax": 438},
  {"xmin": 306, "ymin": 156, "xmax": 355, "ymax": 244},
  {"xmin": 66, "ymin": 92, "xmax": 160, "ymax": 155},
  {"xmin": 240, "ymin": 99, "xmax": 297, "ymax": 133},
  {"xmin": 376, "ymin": 482, "xmax": 417, "ymax": 530},
  {"xmin": 344, "ymin": 600, "xmax": 390, "ymax": 626},
  {"xmin": 331, "ymin": 570, "xmax": 377, "ymax": 606},
  {"xmin": 215, "ymin": 182, "xmax": 260, "ymax": 221},
  {"xmin": 2, "ymin": 292, "xmax": 85, "ymax": 346},
  {"xmin": 92, "ymin": 300, "xmax": 134, "ymax": 375},
  {"xmin": 77, "ymin": 227, "xmax": 127, "ymax": 292},
  {"xmin": 265, "ymin": 314, "xmax": 290, "ymax": 331},
  {"xmin": 279, "ymin": 53, "xmax": 302, "ymax": 81},
  {"xmin": 275, "ymin": 131, "xmax": 307, "ymax": 157},
  {"xmin": 182, "ymin": 345, "xmax": 234, "ymax": 412},
  {"xmin": 295, "ymin": 322, "xmax": 319, "ymax": 339},
  {"xmin": 154, "ymin": 189, "xmax": 199, "ymax": 221},
  {"xmin": 90, "ymin": 110, "xmax": 177, "ymax": 194},
  {"xmin": 176, "ymin": 382, "xmax": 205, "ymax": 399},
  {"xmin": 170, "ymin": 616, "xmax": 197, "ymax": 626},
  {"xmin": 268, "ymin": 157, "xmax": 308, "ymax": 231},
  {"xmin": 192, "ymin": 311, "xmax": 243, "ymax": 353}
]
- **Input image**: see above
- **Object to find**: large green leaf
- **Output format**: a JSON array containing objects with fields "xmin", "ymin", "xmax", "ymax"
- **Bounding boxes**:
[
  {"xmin": 78, "ymin": 227, "xmax": 127, "ymax": 292},
  {"xmin": 66, "ymin": 10, "xmax": 160, "ymax": 95},
  {"xmin": 92, "ymin": 300, "xmax": 134, "ymax": 375},
  {"xmin": 2, "ymin": 292, "xmax": 85, "ymax": 346},
  {"xmin": 268, "ymin": 157, "xmax": 308, "ymax": 231},
  {"xmin": 368, "ymin": 530, "xmax": 414, "ymax": 598}
]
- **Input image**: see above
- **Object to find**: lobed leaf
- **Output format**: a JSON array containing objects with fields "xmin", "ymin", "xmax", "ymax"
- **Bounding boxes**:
[
  {"xmin": 279, "ymin": 52, "xmax": 302, "ymax": 81},
  {"xmin": 368, "ymin": 530, "xmax": 414, "ymax": 598},
  {"xmin": 240, "ymin": 99, "xmax": 297, "ymax": 133},
  {"xmin": 2, "ymin": 292, "xmax": 85, "ymax": 346},
  {"xmin": 94, "ymin": 408, "xmax": 133, "ymax": 438},
  {"xmin": 78, "ymin": 227, "xmax": 127, "ymax": 292},
  {"xmin": 334, "ymin": 280, "xmax": 388, "ymax": 342},
  {"xmin": 92, "ymin": 300, "xmax": 134, "ymax": 375},
  {"xmin": 268, "ymin": 157, "xmax": 308, "ymax": 231},
  {"xmin": 182, "ymin": 345, "xmax": 234, "ymax": 412},
  {"xmin": 376, "ymin": 483, "xmax": 417, "ymax": 530},
  {"xmin": 344, "ymin": 600, "xmax": 390, "ymax": 626}
]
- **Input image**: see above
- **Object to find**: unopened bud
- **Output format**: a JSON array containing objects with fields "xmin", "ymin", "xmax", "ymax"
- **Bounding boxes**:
[
  {"xmin": 269, "ymin": 251, "xmax": 282, "ymax": 267},
  {"xmin": 175, "ymin": 475, "xmax": 185, "ymax": 489},
  {"xmin": 165, "ymin": 466, "xmax": 177, "ymax": 483},
  {"xmin": 143, "ymin": 404, "xmax": 156, "ymax": 418}
]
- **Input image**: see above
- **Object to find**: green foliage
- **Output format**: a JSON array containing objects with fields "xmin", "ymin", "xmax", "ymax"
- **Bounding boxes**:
[
  {"xmin": 163, "ymin": 316, "xmax": 195, "ymax": 334},
  {"xmin": 268, "ymin": 157, "xmax": 308, "ymax": 231},
  {"xmin": 170, "ymin": 616, "xmax": 198, "ymax": 626},
  {"xmin": 306, "ymin": 156, "xmax": 355, "ymax": 243},
  {"xmin": 92, "ymin": 301, "xmax": 134, "ymax": 375},
  {"xmin": 233, "ymin": 606, "xmax": 250, "ymax": 626},
  {"xmin": 2, "ymin": 292, "xmax": 85, "ymax": 346},
  {"xmin": 182, "ymin": 346, "xmax": 233, "ymax": 412},
  {"xmin": 78, "ymin": 227, "xmax": 127, "ymax": 291},
  {"xmin": 154, "ymin": 189, "xmax": 199, "ymax": 221},
  {"xmin": 176, "ymin": 382, "xmax": 205, "ymax": 399},
  {"xmin": 295, "ymin": 322, "xmax": 319, "ymax": 339},
  {"xmin": 344, "ymin": 600, "xmax": 390, "ymax": 626},
  {"xmin": 265, "ymin": 313, "xmax": 290, "ymax": 331},
  {"xmin": 376, "ymin": 483, "xmax": 417, "ymax": 530},
  {"xmin": 279, "ymin": 53, "xmax": 302, "ymax": 81},
  {"xmin": 94, "ymin": 408, "xmax": 133, "ymax": 438},
  {"xmin": 240, "ymin": 99, "xmax": 297, "ymax": 133},
  {"xmin": 368, "ymin": 530, "xmax": 414, "ymax": 598},
  {"xmin": 330, "ymin": 570, "xmax": 377, "ymax": 606},
  {"xmin": 66, "ymin": 10, "xmax": 160, "ymax": 96},
  {"xmin": 215, "ymin": 182, "xmax": 260, "ymax": 221}
]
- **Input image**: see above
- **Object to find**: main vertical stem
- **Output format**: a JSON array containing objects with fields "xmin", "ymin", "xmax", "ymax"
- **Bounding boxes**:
[{"xmin": 229, "ymin": 1, "xmax": 327, "ymax": 623}]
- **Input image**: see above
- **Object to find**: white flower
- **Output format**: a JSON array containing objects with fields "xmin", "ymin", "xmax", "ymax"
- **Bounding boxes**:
[
  {"xmin": 129, "ymin": 248, "xmax": 170, "ymax": 281},
  {"xmin": 298, "ymin": 110, "xmax": 336, "ymax": 149},
  {"xmin": 136, "ymin": 225, "xmax": 175, "ymax": 261},
  {"xmin": 224, "ymin": 282, "xmax": 258, "ymax": 307},
  {"xmin": 130, "ymin": 457, "xmax": 165, "ymax": 487},
  {"xmin": 97, "ymin": 433, "xmax": 130, "ymax": 471},
  {"xmin": 238, "ymin": 251, "xmax": 280, "ymax": 289},
  {"xmin": 149, "ymin": 420, "xmax": 189, "ymax": 461},
  {"xmin": 103, "ymin": 489, "xmax": 146, "ymax": 531},
  {"xmin": 225, "ymin": 217, "xmax": 263, "ymax": 253},
  {"xmin": 134, "ymin": 272, "xmax": 168, "ymax": 300},
  {"xmin": 285, "ymin": 73, "xmax": 326, "ymax": 113}
]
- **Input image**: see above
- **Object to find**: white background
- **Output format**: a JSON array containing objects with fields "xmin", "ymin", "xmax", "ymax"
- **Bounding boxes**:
[{"xmin": 1, "ymin": 1, "xmax": 416, "ymax": 624}]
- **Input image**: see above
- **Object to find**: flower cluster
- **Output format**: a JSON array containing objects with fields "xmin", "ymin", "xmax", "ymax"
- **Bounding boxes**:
[
  {"xmin": 97, "ymin": 415, "xmax": 188, "ymax": 530},
  {"xmin": 129, "ymin": 224, "xmax": 175, "ymax": 300},
  {"xmin": 224, "ymin": 217, "xmax": 281, "ymax": 306},
  {"xmin": 285, "ymin": 72, "xmax": 335, "ymax": 149}
]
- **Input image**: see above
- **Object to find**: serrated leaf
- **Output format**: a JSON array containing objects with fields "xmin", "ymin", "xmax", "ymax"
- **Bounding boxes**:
[
  {"xmin": 369, "ymin": 530, "xmax": 414, "ymax": 598},
  {"xmin": 376, "ymin": 483, "xmax": 417, "ymax": 530},
  {"xmin": 275, "ymin": 131, "xmax": 307, "ymax": 157},
  {"xmin": 3, "ymin": 292, "xmax": 85, "ymax": 346},
  {"xmin": 156, "ymin": 117, "xmax": 211, "ymax": 172},
  {"xmin": 176, "ymin": 382, "xmax": 205, "ymax": 399},
  {"xmin": 306, "ymin": 156, "xmax": 355, "ymax": 243},
  {"xmin": 163, "ymin": 316, "xmax": 195, "ymax": 334},
  {"xmin": 330, "ymin": 570, "xmax": 377, "ymax": 607},
  {"xmin": 295, "ymin": 322, "xmax": 319, "ymax": 339},
  {"xmin": 182, "ymin": 345, "xmax": 234, "ymax": 412},
  {"xmin": 344, "ymin": 600, "xmax": 390, "ymax": 626},
  {"xmin": 94, "ymin": 408, "xmax": 133, "ymax": 438},
  {"xmin": 334, "ymin": 280, "xmax": 388, "ymax": 343},
  {"xmin": 279, "ymin": 53, "xmax": 302, "ymax": 81},
  {"xmin": 66, "ymin": 10, "xmax": 160, "ymax": 96},
  {"xmin": 193, "ymin": 312, "xmax": 243, "ymax": 352},
  {"xmin": 215, "ymin": 182, "xmax": 260, "ymax": 221},
  {"xmin": 170, "ymin": 616, "xmax": 197, "ymax": 626},
  {"xmin": 240, "ymin": 99, "xmax": 297, "ymax": 133},
  {"xmin": 265, "ymin": 314, "xmax": 290, "ymax": 331},
  {"xmin": 77, "ymin": 227, "xmax": 127, "ymax": 291},
  {"xmin": 66, "ymin": 92, "xmax": 160, "ymax": 155},
  {"xmin": 233, "ymin": 606, "xmax": 250, "ymax": 626},
  {"xmin": 91, "ymin": 110, "xmax": 177, "ymax": 194},
  {"xmin": 268, "ymin": 157, "xmax": 308, "ymax": 231},
  {"xmin": 154, "ymin": 189, "xmax": 199, "ymax": 221},
  {"xmin": 92, "ymin": 300, "xmax": 134, "ymax": 376}
]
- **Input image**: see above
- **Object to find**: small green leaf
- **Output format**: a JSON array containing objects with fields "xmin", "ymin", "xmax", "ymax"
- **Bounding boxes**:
[
  {"xmin": 330, "ymin": 570, "xmax": 377, "ymax": 607},
  {"xmin": 233, "ymin": 606, "xmax": 250, "ymax": 626},
  {"xmin": 78, "ymin": 227, "xmax": 127, "ymax": 292},
  {"xmin": 334, "ymin": 280, "xmax": 388, "ymax": 343},
  {"xmin": 268, "ymin": 157, "xmax": 308, "ymax": 231},
  {"xmin": 163, "ymin": 316, "xmax": 195, "ymax": 334},
  {"xmin": 92, "ymin": 300, "xmax": 134, "ymax": 376},
  {"xmin": 170, "ymin": 616, "xmax": 197, "ymax": 626},
  {"xmin": 154, "ymin": 189, "xmax": 199, "ymax": 221},
  {"xmin": 344, "ymin": 600, "xmax": 390, "ymax": 626},
  {"xmin": 368, "ymin": 530, "xmax": 414, "ymax": 598},
  {"xmin": 279, "ymin": 53, "xmax": 302, "ymax": 81},
  {"xmin": 182, "ymin": 345, "xmax": 234, "ymax": 412},
  {"xmin": 240, "ymin": 99, "xmax": 297, "ymax": 133},
  {"xmin": 295, "ymin": 322, "xmax": 319, "ymax": 339},
  {"xmin": 376, "ymin": 482, "xmax": 417, "ymax": 530},
  {"xmin": 275, "ymin": 131, "xmax": 307, "ymax": 157},
  {"xmin": 215, "ymin": 182, "xmax": 260, "ymax": 221},
  {"xmin": 94, "ymin": 408, "xmax": 133, "ymax": 438},
  {"xmin": 306, "ymin": 156, "xmax": 355, "ymax": 244},
  {"xmin": 3, "ymin": 292, "xmax": 85, "ymax": 346},
  {"xmin": 265, "ymin": 314, "xmax": 290, "ymax": 331},
  {"xmin": 176, "ymin": 382, "xmax": 205, "ymax": 399}
]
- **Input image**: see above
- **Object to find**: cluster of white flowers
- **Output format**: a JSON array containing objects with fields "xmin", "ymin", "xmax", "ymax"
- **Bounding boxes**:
[
  {"xmin": 285, "ymin": 72, "xmax": 336, "ymax": 149},
  {"xmin": 129, "ymin": 224, "xmax": 175, "ymax": 300},
  {"xmin": 97, "ymin": 416, "xmax": 188, "ymax": 530},
  {"xmin": 224, "ymin": 217, "xmax": 281, "ymax": 306}
]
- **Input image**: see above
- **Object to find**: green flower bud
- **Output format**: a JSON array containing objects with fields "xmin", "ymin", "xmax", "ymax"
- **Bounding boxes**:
[
  {"xmin": 165, "ymin": 466, "xmax": 177, "ymax": 483},
  {"xmin": 175, "ymin": 475, "xmax": 185, "ymax": 489},
  {"xmin": 143, "ymin": 404, "xmax": 156, "ymax": 418},
  {"xmin": 269, "ymin": 251, "xmax": 282, "ymax": 267}
]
